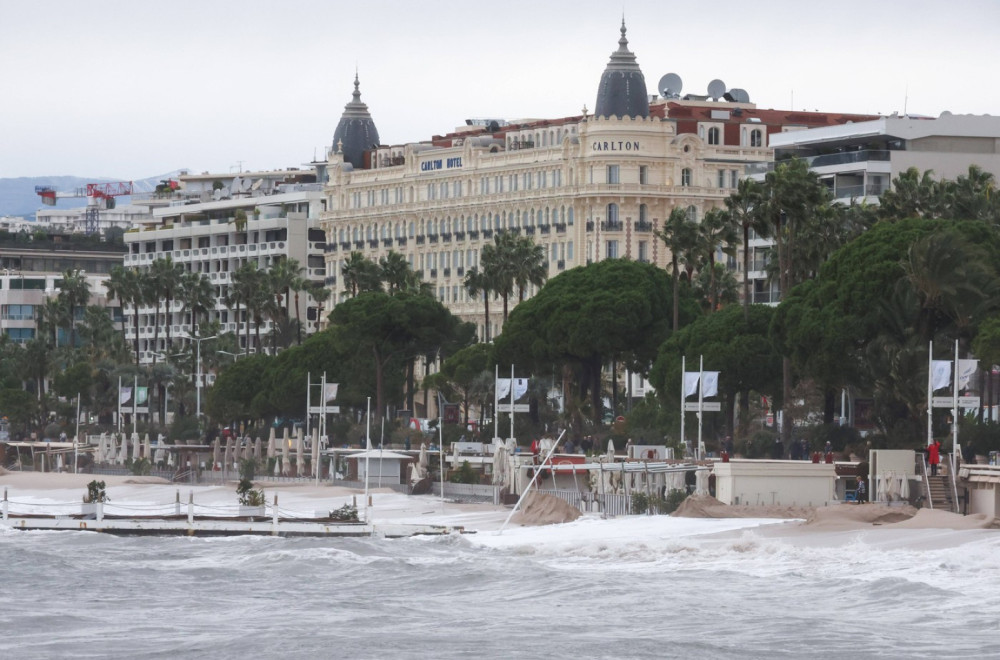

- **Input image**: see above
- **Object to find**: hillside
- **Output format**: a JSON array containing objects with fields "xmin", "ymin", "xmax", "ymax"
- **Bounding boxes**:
[{"xmin": 0, "ymin": 172, "xmax": 187, "ymax": 218}]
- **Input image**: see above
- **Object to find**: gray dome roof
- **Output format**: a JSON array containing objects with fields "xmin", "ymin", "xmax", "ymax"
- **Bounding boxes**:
[
  {"xmin": 332, "ymin": 74, "xmax": 380, "ymax": 168},
  {"xmin": 594, "ymin": 21, "xmax": 649, "ymax": 120}
]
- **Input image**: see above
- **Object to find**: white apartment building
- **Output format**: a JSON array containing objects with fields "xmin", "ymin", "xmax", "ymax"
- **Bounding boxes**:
[
  {"xmin": 123, "ymin": 168, "xmax": 327, "ymax": 363},
  {"xmin": 766, "ymin": 112, "xmax": 1000, "ymax": 202}
]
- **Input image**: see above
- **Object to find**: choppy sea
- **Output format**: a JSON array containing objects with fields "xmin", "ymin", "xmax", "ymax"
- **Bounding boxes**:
[{"xmin": 2, "ymin": 520, "xmax": 1000, "ymax": 659}]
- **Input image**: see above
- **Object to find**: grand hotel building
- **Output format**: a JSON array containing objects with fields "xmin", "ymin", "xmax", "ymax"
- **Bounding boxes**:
[{"xmin": 321, "ymin": 23, "xmax": 874, "ymax": 339}]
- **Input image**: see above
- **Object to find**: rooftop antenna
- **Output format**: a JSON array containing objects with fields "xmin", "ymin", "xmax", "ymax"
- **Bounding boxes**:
[{"xmin": 904, "ymin": 83, "xmax": 908, "ymax": 116}]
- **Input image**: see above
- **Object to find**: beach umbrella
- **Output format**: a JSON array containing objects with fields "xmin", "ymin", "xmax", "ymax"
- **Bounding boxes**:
[
  {"xmin": 143, "ymin": 433, "xmax": 151, "ymax": 460},
  {"xmin": 694, "ymin": 470, "xmax": 709, "ymax": 496},
  {"xmin": 242, "ymin": 439, "xmax": 252, "ymax": 462},
  {"xmin": 95, "ymin": 433, "xmax": 105, "ymax": 463},
  {"xmin": 224, "ymin": 438, "xmax": 234, "ymax": 470},
  {"xmin": 311, "ymin": 429, "xmax": 319, "ymax": 478},
  {"xmin": 606, "ymin": 439, "xmax": 615, "ymax": 462},
  {"xmin": 267, "ymin": 430, "xmax": 276, "ymax": 461},
  {"xmin": 154, "ymin": 448, "xmax": 165, "ymax": 465},
  {"xmin": 254, "ymin": 437, "xmax": 263, "ymax": 463},
  {"xmin": 281, "ymin": 429, "xmax": 291, "ymax": 475},
  {"xmin": 212, "ymin": 438, "xmax": 221, "ymax": 470},
  {"xmin": 274, "ymin": 455, "xmax": 282, "ymax": 476},
  {"xmin": 296, "ymin": 428, "xmax": 306, "ymax": 476},
  {"xmin": 167, "ymin": 450, "xmax": 175, "ymax": 468},
  {"xmin": 900, "ymin": 475, "xmax": 910, "ymax": 500},
  {"xmin": 419, "ymin": 443, "xmax": 429, "ymax": 469}
]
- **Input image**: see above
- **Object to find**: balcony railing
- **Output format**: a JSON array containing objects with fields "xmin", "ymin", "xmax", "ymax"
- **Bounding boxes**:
[
  {"xmin": 833, "ymin": 182, "xmax": 889, "ymax": 199},
  {"xmin": 601, "ymin": 221, "xmax": 623, "ymax": 232},
  {"xmin": 634, "ymin": 220, "xmax": 654, "ymax": 233}
]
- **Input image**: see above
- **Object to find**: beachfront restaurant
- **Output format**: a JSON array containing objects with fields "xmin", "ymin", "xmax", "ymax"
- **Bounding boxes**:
[{"xmin": 712, "ymin": 459, "xmax": 837, "ymax": 507}]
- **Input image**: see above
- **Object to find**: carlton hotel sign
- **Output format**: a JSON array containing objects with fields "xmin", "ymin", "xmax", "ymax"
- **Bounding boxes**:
[
  {"xmin": 420, "ymin": 156, "xmax": 463, "ymax": 171},
  {"xmin": 591, "ymin": 140, "xmax": 641, "ymax": 152}
]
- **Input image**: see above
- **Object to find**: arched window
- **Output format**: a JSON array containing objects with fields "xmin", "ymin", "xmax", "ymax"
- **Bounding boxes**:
[
  {"xmin": 708, "ymin": 127, "xmax": 720, "ymax": 145},
  {"xmin": 639, "ymin": 204, "xmax": 648, "ymax": 223},
  {"xmin": 607, "ymin": 203, "xmax": 619, "ymax": 224},
  {"xmin": 681, "ymin": 168, "xmax": 692, "ymax": 186},
  {"xmin": 751, "ymin": 129, "xmax": 763, "ymax": 147},
  {"xmin": 686, "ymin": 205, "xmax": 697, "ymax": 222}
]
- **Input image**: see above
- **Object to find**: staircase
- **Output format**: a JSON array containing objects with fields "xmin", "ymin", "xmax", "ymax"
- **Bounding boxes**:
[{"xmin": 925, "ymin": 475, "xmax": 955, "ymax": 512}]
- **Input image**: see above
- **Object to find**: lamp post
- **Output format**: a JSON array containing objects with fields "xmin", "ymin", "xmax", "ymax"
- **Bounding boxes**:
[
  {"xmin": 217, "ymin": 350, "xmax": 246, "ymax": 361},
  {"xmin": 178, "ymin": 334, "xmax": 217, "ymax": 422}
]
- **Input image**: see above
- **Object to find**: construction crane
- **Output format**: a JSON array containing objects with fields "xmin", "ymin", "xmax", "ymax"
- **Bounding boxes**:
[{"xmin": 34, "ymin": 181, "xmax": 134, "ymax": 235}]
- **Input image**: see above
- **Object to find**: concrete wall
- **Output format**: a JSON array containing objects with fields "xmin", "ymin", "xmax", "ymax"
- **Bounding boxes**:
[
  {"xmin": 966, "ymin": 483, "xmax": 1000, "ymax": 520},
  {"xmin": 713, "ymin": 460, "xmax": 836, "ymax": 507}
]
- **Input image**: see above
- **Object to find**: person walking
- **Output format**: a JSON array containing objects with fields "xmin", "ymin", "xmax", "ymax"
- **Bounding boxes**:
[
  {"xmin": 856, "ymin": 476, "xmax": 867, "ymax": 503},
  {"xmin": 929, "ymin": 438, "xmax": 942, "ymax": 476}
]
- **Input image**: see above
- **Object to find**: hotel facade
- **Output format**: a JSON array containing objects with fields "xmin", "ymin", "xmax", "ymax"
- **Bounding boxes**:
[{"xmin": 319, "ymin": 24, "xmax": 875, "ymax": 338}]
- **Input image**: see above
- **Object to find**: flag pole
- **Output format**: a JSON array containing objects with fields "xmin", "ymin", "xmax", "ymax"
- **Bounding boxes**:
[
  {"xmin": 133, "ymin": 375, "xmax": 138, "ymax": 436},
  {"xmin": 117, "ymin": 376, "xmax": 122, "ymax": 435},
  {"xmin": 494, "ymin": 364, "xmax": 499, "ymax": 442},
  {"xmin": 680, "ymin": 356, "xmax": 686, "ymax": 458},
  {"xmin": 927, "ymin": 340, "xmax": 933, "ymax": 449},
  {"xmin": 364, "ymin": 396, "xmax": 371, "ymax": 524},
  {"xmin": 306, "ymin": 371, "xmax": 311, "ymax": 439},
  {"xmin": 509, "ymin": 364, "xmax": 515, "ymax": 443},
  {"xmin": 953, "ymin": 339, "xmax": 960, "ymax": 462},
  {"xmin": 698, "ymin": 355, "xmax": 704, "ymax": 461}
]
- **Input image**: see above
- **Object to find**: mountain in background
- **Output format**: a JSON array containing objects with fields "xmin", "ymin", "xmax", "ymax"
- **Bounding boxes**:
[{"xmin": 0, "ymin": 171, "xmax": 188, "ymax": 218}]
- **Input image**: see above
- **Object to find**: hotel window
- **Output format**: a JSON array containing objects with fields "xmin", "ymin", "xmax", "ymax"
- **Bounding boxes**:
[
  {"xmin": 681, "ymin": 168, "xmax": 692, "ymax": 187},
  {"xmin": 567, "ymin": 241, "xmax": 574, "ymax": 260},
  {"xmin": 730, "ymin": 170, "xmax": 739, "ymax": 188},
  {"xmin": 607, "ymin": 203, "xmax": 619, "ymax": 224},
  {"xmin": 639, "ymin": 166, "xmax": 648, "ymax": 185},
  {"xmin": 718, "ymin": 170, "xmax": 726, "ymax": 188},
  {"xmin": 708, "ymin": 127, "xmax": 720, "ymax": 145},
  {"xmin": 638, "ymin": 241, "xmax": 648, "ymax": 263},
  {"xmin": 607, "ymin": 164, "xmax": 620, "ymax": 184},
  {"xmin": 751, "ymin": 129, "xmax": 763, "ymax": 147},
  {"xmin": 687, "ymin": 205, "xmax": 697, "ymax": 222},
  {"xmin": 639, "ymin": 204, "xmax": 648, "ymax": 223},
  {"xmin": 606, "ymin": 240, "xmax": 619, "ymax": 259},
  {"xmin": 551, "ymin": 243, "xmax": 558, "ymax": 261}
]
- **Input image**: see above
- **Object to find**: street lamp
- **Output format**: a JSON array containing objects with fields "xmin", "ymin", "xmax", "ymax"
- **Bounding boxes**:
[
  {"xmin": 178, "ymin": 333, "xmax": 218, "ymax": 421},
  {"xmin": 217, "ymin": 350, "xmax": 247, "ymax": 360}
]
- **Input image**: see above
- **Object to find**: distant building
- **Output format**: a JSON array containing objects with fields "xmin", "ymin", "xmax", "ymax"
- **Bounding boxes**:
[{"xmin": 0, "ymin": 235, "xmax": 125, "ymax": 344}]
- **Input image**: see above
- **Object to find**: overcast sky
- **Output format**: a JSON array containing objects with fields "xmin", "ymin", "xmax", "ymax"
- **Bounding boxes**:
[{"xmin": 2, "ymin": 0, "xmax": 998, "ymax": 180}]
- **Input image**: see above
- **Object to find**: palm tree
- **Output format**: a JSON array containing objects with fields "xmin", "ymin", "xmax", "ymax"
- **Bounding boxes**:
[
  {"xmin": 878, "ymin": 167, "xmax": 944, "ymax": 221},
  {"xmin": 463, "ymin": 267, "xmax": 492, "ymax": 342},
  {"xmin": 78, "ymin": 305, "xmax": 127, "ymax": 363},
  {"xmin": 58, "ymin": 268, "xmax": 90, "ymax": 348},
  {"xmin": 103, "ymin": 265, "xmax": 136, "ymax": 351},
  {"xmin": 341, "ymin": 251, "xmax": 382, "ymax": 298},
  {"xmin": 480, "ymin": 231, "xmax": 519, "ymax": 321},
  {"xmin": 725, "ymin": 178, "xmax": 767, "ymax": 319},
  {"xmin": 699, "ymin": 208, "xmax": 740, "ymax": 312},
  {"xmin": 37, "ymin": 296, "xmax": 68, "ymax": 348},
  {"xmin": 229, "ymin": 261, "xmax": 259, "ymax": 354},
  {"xmin": 656, "ymin": 207, "xmax": 700, "ymax": 331},
  {"xmin": 514, "ymin": 235, "xmax": 547, "ymax": 303},
  {"xmin": 379, "ymin": 251, "xmax": 411, "ymax": 294},
  {"xmin": 268, "ymin": 257, "xmax": 304, "ymax": 352},
  {"xmin": 179, "ymin": 271, "xmax": 215, "ymax": 377},
  {"xmin": 150, "ymin": 257, "xmax": 183, "ymax": 354}
]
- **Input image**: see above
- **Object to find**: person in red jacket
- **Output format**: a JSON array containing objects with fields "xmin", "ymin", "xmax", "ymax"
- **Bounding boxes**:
[{"xmin": 929, "ymin": 439, "xmax": 942, "ymax": 476}]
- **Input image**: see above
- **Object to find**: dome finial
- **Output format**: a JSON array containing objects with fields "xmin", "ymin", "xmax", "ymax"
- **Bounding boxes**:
[{"xmin": 352, "ymin": 70, "xmax": 361, "ymax": 102}]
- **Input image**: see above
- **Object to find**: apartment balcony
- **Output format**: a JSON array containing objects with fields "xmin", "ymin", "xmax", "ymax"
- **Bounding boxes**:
[
  {"xmin": 832, "ymin": 181, "xmax": 889, "ymax": 200},
  {"xmin": 586, "ymin": 221, "xmax": 595, "ymax": 231},
  {"xmin": 416, "ymin": 236, "xmax": 425, "ymax": 245},
  {"xmin": 634, "ymin": 220, "xmax": 654, "ymax": 233},
  {"xmin": 441, "ymin": 232, "xmax": 452, "ymax": 242},
  {"xmin": 538, "ymin": 224, "xmax": 551, "ymax": 235},
  {"xmin": 381, "ymin": 238, "xmax": 393, "ymax": 248},
  {"xmin": 454, "ymin": 231, "xmax": 465, "ymax": 241},
  {"xmin": 468, "ymin": 230, "xmax": 479, "ymax": 239},
  {"xmin": 524, "ymin": 226, "xmax": 535, "ymax": 235},
  {"xmin": 554, "ymin": 223, "xmax": 567, "ymax": 233},
  {"xmin": 368, "ymin": 240, "xmax": 379, "ymax": 249},
  {"xmin": 396, "ymin": 236, "xmax": 408, "ymax": 246},
  {"xmin": 600, "ymin": 221, "xmax": 623, "ymax": 232}
]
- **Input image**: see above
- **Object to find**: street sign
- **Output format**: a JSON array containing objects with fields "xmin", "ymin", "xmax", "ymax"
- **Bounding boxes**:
[
  {"xmin": 308, "ymin": 406, "xmax": 340, "ymax": 414},
  {"xmin": 931, "ymin": 397, "xmax": 980, "ymax": 409},
  {"xmin": 684, "ymin": 402, "xmax": 721, "ymax": 412},
  {"xmin": 496, "ymin": 403, "xmax": 530, "ymax": 413}
]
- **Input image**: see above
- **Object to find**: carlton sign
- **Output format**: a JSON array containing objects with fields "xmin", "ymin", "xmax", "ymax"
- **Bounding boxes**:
[{"xmin": 591, "ymin": 140, "xmax": 641, "ymax": 152}]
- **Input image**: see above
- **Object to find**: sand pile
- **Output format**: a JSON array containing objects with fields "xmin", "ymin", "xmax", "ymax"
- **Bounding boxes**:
[
  {"xmin": 672, "ymin": 494, "xmax": 813, "ymax": 519},
  {"xmin": 885, "ymin": 508, "xmax": 994, "ymax": 530},
  {"xmin": 0, "ymin": 467, "xmax": 8, "ymax": 476},
  {"xmin": 512, "ymin": 492, "xmax": 581, "ymax": 526},
  {"xmin": 804, "ymin": 503, "xmax": 917, "ymax": 529}
]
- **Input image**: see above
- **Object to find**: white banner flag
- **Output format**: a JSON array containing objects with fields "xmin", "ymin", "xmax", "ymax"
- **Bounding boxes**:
[
  {"xmin": 136, "ymin": 387, "xmax": 148, "ymax": 406},
  {"xmin": 496, "ymin": 378, "xmax": 511, "ymax": 400},
  {"xmin": 958, "ymin": 359, "xmax": 979, "ymax": 390},
  {"xmin": 324, "ymin": 383, "xmax": 339, "ymax": 402},
  {"xmin": 931, "ymin": 360, "xmax": 952, "ymax": 391},
  {"xmin": 513, "ymin": 378, "xmax": 529, "ymax": 401},
  {"xmin": 119, "ymin": 387, "xmax": 132, "ymax": 406},
  {"xmin": 701, "ymin": 371, "xmax": 720, "ymax": 398},
  {"xmin": 683, "ymin": 372, "xmax": 700, "ymax": 398}
]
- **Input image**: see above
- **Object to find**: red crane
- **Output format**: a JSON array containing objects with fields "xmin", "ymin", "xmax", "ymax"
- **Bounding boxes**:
[{"xmin": 35, "ymin": 180, "xmax": 134, "ymax": 235}]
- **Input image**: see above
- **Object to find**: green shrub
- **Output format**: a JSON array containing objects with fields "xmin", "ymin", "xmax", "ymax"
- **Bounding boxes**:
[
  {"xmin": 84, "ymin": 480, "xmax": 109, "ymax": 503},
  {"xmin": 449, "ymin": 460, "xmax": 479, "ymax": 484},
  {"xmin": 236, "ymin": 458, "xmax": 265, "ymax": 506}
]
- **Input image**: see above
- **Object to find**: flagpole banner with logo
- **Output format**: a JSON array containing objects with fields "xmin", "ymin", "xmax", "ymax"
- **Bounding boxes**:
[
  {"xmin": 683, "ymin": 373, "xmax": 700, "ymax": 398},
  {"xmin": 496, "ymin": 378, "xmax": 511, "ymax": 400},
  {"xmin": 701, "ymin": 372, "xmax": 720, "ymax": 398},
  {"xmin": 119, "ymin": 387, "xmax": 132, "ymax": 406},
  {"xmin": 931, "ymin": 360, "xmax": 952, "ymax": 391}
]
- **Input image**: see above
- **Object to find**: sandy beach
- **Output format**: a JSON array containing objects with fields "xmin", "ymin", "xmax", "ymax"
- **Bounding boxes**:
[{"xmin": 1, "ymin": 470, "xmax": 996, "ymax": 541}]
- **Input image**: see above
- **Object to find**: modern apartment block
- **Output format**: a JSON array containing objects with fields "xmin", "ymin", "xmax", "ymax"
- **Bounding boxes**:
[
  {"xmin": 0, "ymin": 237, "xmax": 125, "ymax": 343},
  {"xmin": 319, "ymin": 23, "xmax": 875, "ymax": 338},
  {"xmin": 122, "ymin": 167, "xmax": 327, "ymax": 363}
]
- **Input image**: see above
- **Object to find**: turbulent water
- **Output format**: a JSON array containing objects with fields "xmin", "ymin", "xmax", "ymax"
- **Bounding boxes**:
[{"xmin": 2, "ymin": 522, "xmax": 1000, "ymax": 659}]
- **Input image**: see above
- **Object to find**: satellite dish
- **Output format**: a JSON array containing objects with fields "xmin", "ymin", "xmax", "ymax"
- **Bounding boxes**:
[
  {"xmin": 729, "ymin": 88, "xmax": 750, "ymax": 104},
  {"xmin": 658, "ymin": 73, "xmax": 683, "ymax": 99},
  {"xmin": 707, "ymin": 79, "xmax": 726, "ymax": 101}
]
